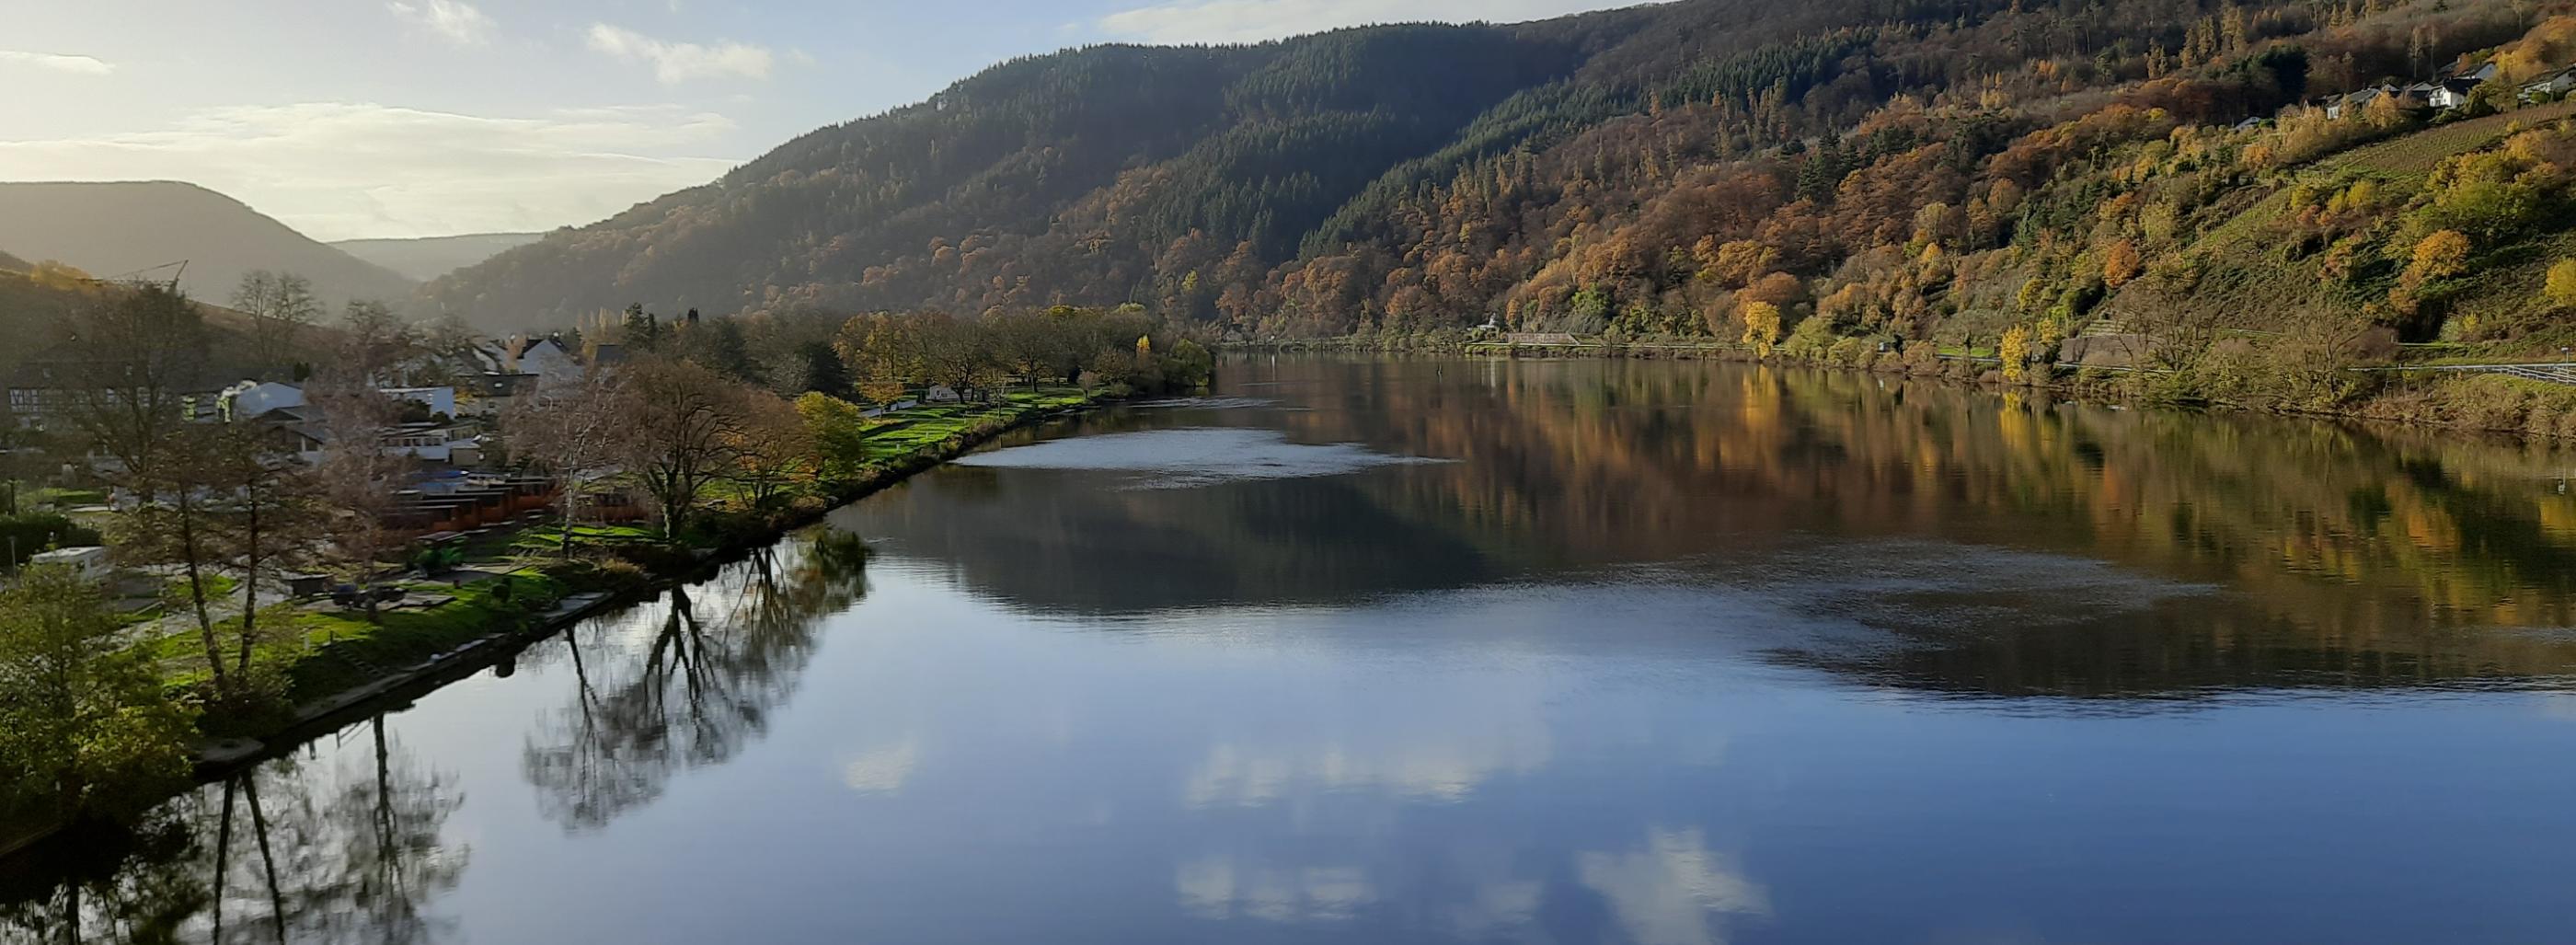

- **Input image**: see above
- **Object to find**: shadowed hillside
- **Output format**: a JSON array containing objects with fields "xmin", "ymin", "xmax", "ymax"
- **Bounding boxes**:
[
  {"xmin": 332, "ymin": 231, "xmax": 546, "ymax": 282},
  {"xmin": 0, "ymin": 181, "xmax": 418, "ymax": 312}
]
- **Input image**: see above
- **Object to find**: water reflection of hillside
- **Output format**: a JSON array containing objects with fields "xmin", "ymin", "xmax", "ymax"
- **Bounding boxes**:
[{"xmin": 851, "ymin": 356, "xmax": 2576, "ymax": 697}]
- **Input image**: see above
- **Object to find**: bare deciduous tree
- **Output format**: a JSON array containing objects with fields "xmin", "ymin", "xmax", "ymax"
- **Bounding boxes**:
[
  {"xmin": 231, "ymin": 270, "xmax": 320, "ymax": 360},
  {"xmin": 312, "ymin": 382, "xmax": 414, "ymax": 622},
  {"xmin": 501, "ymin": 369, "xmax": 626, "ymax": 553},
  {"xmin": 57, "ymin": 282, "xmax": 208, "ymax": 496}
]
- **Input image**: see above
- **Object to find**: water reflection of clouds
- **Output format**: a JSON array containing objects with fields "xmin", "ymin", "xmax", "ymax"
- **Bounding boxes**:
[
  {"xmin": 1176, "ymin": 857, "xmax": 1377, "ymax": 922},
  {"xmin": 840, "ymin": 735, "xmax": 922, "ymax": 795},
  {"xmin": 1167, "ymin": 831, "xmax": 1772, "ymax": 944},
  {"xmin": 1578, "ymin": 828, "xmax": 1772, "ymax": 945},
  {"xmin": 954, "ymin": 428, "xmax": 1446, "ymax": 489},
  {"xmin": 1181, "ymin": 720, "xmax": 1551, "ymax": 808}
]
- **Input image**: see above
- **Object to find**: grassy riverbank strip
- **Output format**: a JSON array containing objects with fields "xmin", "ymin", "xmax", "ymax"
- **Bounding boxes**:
[
  {"xmin": 209, "ymin": 386, "xmax": 1109, "ymax": 735},
  {"xmin": 0, "ymin": 386, "xmax": 1115, "ymax": 857}
]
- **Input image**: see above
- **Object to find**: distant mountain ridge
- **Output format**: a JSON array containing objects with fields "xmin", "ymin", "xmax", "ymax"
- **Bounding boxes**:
[
  {"xmin": 331, "ymin": 232, "xmax": 547, "ymax": 282},
  {"xmin": 0, "ymin": 181, "xmax": 417, "ymax": 313}
]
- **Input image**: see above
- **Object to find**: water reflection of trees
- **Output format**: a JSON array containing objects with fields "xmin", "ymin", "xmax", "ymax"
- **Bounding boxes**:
[
  {"xmin": 0, "ymin": 530, "xmax": 870, "ymax": 939},
  {"xmin": 860, "ymin": 356, "xmax": 2576, "ymax": 696},
  {"xmin": 0, "ymin": 716, "xmax": 465, "ymax": 945},
  {"xmin": 522, "ymin": 529, "xmax": 869, "ymax": 831},
  {"xmin": 1305, "ymin": 358, "xmax": 2576, "ymax": 695}
]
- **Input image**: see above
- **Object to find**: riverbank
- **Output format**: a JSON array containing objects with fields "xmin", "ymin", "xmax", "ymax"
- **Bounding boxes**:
[
  {"xmin": 0, "ymin": 386, "xmax": 1121, "ymax": 859},
  {"xmin": 1230, "ymin": 337, "xmax": 2576, "ymax": 442}
]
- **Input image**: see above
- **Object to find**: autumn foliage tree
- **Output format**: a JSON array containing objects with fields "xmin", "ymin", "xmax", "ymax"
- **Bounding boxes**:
[
  {"xmin": 2394, "ymin": 229, "xmax": 2472, "ymax": 312},
  {"xmin": 1999, "ymin": 325, "xmax": 2033, "ymax": 384},
  {"xmin": 2102, "ymin": 239, "xmax": 2145, "ymax": 289},
  {"xmin": 2547, "ymin": 259, "xmax": 2576, "ymax": 310},
  {"xmin": 1739, "ymin": 301, "xmax": 1782, "ymax": 357}
]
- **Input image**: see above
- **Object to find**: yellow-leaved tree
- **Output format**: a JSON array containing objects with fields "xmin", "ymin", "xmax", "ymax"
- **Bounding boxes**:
[
  {"xmin": 2544, "ymin": 259, "xmax": 2576, "ymax": 309},
  {"xmin": 2394, "ymin": 229, "xmax": 2472, "ymax": 313},
  {"xmin": 1739, "ymin": 301, "xmax": 1782, "ymax": 357},
  {"xmin": 1999, "ymin": 325, "xmax": 2032, "ymax": 384}
]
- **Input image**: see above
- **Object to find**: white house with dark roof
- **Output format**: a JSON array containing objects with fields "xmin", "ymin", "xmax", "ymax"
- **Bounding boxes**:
[{"xmin": 2430, "ymin": 77, "xmax": 2483, "ymax": 109}]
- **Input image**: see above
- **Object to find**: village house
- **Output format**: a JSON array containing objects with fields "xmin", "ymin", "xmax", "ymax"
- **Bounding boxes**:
[
  {"xmin": 4, "ymin": 341, "xmax": 229, "ymax": 431},
  {"xmin": 2522, "ymin": 66, "xmax": 2576, "ymax": 101},
  {"xmin": 2429, "ymin": 76, "xmax": 2483, "ymax": 109}
]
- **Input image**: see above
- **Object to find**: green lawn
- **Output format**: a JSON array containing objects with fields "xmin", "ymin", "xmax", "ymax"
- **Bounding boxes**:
[
  {"xmin": 148, "ymin": 570, "xmax": 571, "ymax": 707},
  {"xmin": 859, "ymin": 389, "xmax": 1097, "ymax": 462}
]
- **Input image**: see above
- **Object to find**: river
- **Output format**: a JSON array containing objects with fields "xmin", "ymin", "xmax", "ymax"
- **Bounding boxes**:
[{"xmin": 10, "ymin": 355, "xmax": 2576, "ymax": 943}]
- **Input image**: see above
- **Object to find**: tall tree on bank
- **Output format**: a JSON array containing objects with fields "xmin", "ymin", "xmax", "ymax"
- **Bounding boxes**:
[
  {"xmin": 110, "ymin": 425, "xmax": 236, "ymax": 696},
  {"xmin": 211, "ymin": 421, "xmax": 322, "ymax": 681},
  {"xmin": 616, "ymin": 357, "xmax": 748, "ymax": 539}
]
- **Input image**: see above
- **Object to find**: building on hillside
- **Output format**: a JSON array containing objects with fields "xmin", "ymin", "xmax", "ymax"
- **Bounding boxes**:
[
  {"xmin": 507, "ymin": 336, "xmax": 583, "ymax": 385},
  {"xmin": 215, "ymin": 380, "xmax": 308, "ymax": 421},
  {"xmin": 272, "ymin": 417, "xmax": 478, "ymax": 466},
  {"xmin": 2522, "ymin": 67, "xmax": 2576, "ymax": 101},
  {"xmin": 378, "ymin": 386, "xmax": 458, "ymax": 420},
  {"xmin": 2430, "ymin": 77, "xmax": 2483, "ymax": 109},
  {"xmin": 5, "ymin": 342, "xmax": 229, "ymax": 431},
  {"xmin": 2325, "ymin": 86, "xmax": 2392, "ymax": 120}
]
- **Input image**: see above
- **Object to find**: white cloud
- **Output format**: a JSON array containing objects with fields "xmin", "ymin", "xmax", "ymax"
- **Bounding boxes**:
[
  {"xmin": 387, "ymin": 0, "xmax": 498, "ymax": 46},
  {"xmin": 0, "ymin": 51, "xmax": 114, "ymax": 75},
  {"xmin": 586, "ymin": 24, "xmax": 774, "ymax": 85},
  {"xmin": 1096, "ymin": 0, "xmax": 1650, "ymax": 44},
  {"xmin": 0, "ymin": 102, "xmax": 740, "ymax": 240}
]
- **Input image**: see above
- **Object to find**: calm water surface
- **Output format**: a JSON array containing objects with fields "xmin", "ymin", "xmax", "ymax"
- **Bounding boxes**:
[{"xmin": 14, "ymin": 356, "xmax": 2576, "ymax": 943}]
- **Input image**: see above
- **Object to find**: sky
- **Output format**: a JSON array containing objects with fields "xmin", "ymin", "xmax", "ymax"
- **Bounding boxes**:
[{"xmin": 0, "ymin": 0, "xmax": 1647, "ymax": 242}]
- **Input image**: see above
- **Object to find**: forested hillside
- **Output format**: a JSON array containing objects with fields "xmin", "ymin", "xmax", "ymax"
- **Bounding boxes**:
[
  {"xmin": 0, "ymin": 181, "xmax": 418, "ymax": 313},
  {"xmin": 432, "ymin": 0, "xmax": 2576, "ymax": 419}
]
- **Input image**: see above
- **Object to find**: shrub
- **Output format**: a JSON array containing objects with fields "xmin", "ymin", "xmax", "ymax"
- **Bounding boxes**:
[{"xmin": 2544, "ymin": 259, "xmax": 2576, "ymax": 309}]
